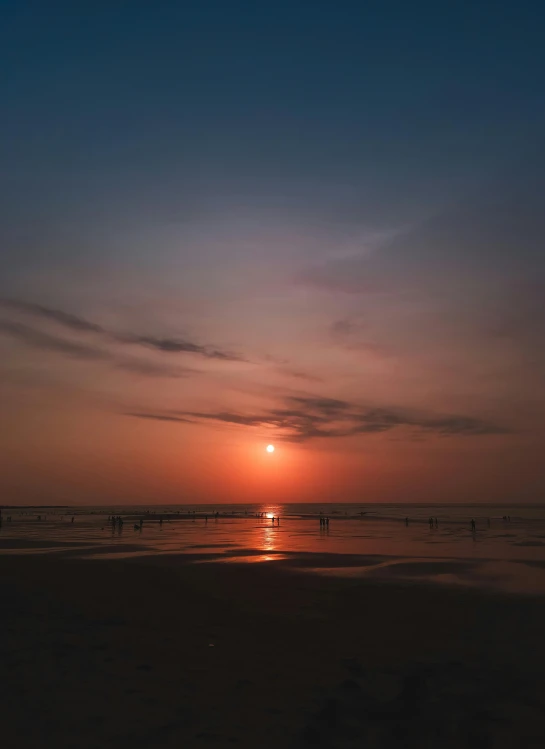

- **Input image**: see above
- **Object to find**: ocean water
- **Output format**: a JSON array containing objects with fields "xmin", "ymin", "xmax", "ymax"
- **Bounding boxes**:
[{"xmin": 2, "ymin": 503, "xmax": 545, "ymax": 594}]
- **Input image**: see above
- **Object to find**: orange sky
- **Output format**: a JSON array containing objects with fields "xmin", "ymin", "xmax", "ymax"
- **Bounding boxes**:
[{"xmin": 1, "ymin": 365, "xmax": 543, "ymax": 505}]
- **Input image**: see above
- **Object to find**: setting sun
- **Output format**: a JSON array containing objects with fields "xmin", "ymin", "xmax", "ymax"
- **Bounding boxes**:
[{"xmin": 266, "ymin": 444, "xmax": 275, "ymax": 453}]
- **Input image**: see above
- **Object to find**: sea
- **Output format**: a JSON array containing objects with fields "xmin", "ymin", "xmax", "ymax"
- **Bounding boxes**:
[{"xmin": 2, "ymin": 503, "xmax": 545, "ymax": 594}]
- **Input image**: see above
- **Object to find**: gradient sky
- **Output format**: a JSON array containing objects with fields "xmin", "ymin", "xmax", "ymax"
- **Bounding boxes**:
[{"xmin": 2, "ymin": 1, "xmax": 545, "ymax": 505}]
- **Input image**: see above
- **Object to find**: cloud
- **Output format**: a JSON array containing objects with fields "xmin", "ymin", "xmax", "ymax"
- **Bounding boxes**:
[
  {"xmin": 0, "ymin": 320, "xmax": 190, "ymax": 378},
  {"xmin": 331, "ymin": 318, "xmax": 361, "ymax": 337},
  {"xmin": 185, "ymin": 411, "xmax": 265, "ymax": 426},
  {"xmin": 0, "ymin": 298, "xmax": 245, "ymax": 362},
  {"xmin": 145, "ymin": 393, "xmax": 508, "ymax": 442},
  {"xmin": 297, "ymin": 155, "xmax": 545, "ymax": 298},
  {"xmin": 0, "ymin": 321, "xmax": 109, "ymax": 360},
  {"xmin": 125, "ymin": 413, "xmax": 194, "ymax": 423},
  {"xmin": 0, "ymin": 299, "xmax": 104, "ymax": 333},
  {"xmin": 121, "ymin": 334, "xmax": 246, "ymax": 361}
]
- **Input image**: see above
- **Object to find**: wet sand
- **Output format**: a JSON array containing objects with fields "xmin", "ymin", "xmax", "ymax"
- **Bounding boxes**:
[
  {"xmin": 2, "ymin": 553, "xmax": 545, "ymax": 748},
  {"xmin": 3, "ymin": 509, "xmax": 545, "ymax": 597}
]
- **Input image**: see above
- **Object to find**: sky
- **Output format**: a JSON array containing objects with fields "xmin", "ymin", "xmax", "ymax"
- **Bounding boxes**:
[{"xmin": 1, "ymin": 0, "xmax": 545, "ymax": 505}]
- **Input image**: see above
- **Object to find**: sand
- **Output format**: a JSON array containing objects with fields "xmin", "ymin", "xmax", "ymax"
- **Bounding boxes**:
[{"xmin": 1, "ymin": 553, "xmax": 545, "ymax": 748}]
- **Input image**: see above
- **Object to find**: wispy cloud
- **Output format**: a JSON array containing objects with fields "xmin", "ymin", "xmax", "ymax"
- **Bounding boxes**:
[
  {"xmin": 0, "ymin": 298, "xmax": 245, "ymax": 362},
  {"xmin": 0, "ymin": 321, "xmax": 109, "ymax": 360},
  {"xmin": 0, "ymin": 320, "xmax": 190, "ymax": 378},
  {"xmin": 0, "ymin": 299, "xmax": 104, "ymax": 333},
  {"xmin": 130, "ymin": 394, "xmax": 509, "ymax": 442},
  {"xmin": 120, "ymin": 334, "xmax": 245, "ymax": 361},
  {"xmin": 331, "ymin": 318, "xmax": 361, "ymax": 337},
  {"xmin": 126, "ymin": 413, "xmax": 194, "ymax": 423}
]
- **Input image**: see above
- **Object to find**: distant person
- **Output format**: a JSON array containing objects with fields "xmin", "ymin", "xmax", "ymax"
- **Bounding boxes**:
[
  {"xmin": 429, "ymin": 517, "xmax": 433, "ymax": 529},
  {"xmin": 405, "ymin": 517, "xmax": 409, "ymax": 527},
  {"xmin": 71, "ymin": 516, "xmax": 74, "ymax": 523},
  {"xmin": 271, "ymin": 515, "xmax": 275, "ymax": 524},
  {"xmin": 471, "ymin": 518, "xmax": 476, "ymax": 532}
]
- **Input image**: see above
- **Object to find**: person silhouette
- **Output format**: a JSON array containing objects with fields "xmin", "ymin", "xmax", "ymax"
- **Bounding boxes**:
[{"xmin": 471, "ymin": 518, "xmax": 476, "ymax": 532}]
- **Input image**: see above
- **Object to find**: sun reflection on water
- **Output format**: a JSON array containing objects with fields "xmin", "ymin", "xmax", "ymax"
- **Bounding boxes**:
[{"xmin": 262, "ymin": 524, "xmax": 276, "ymax": 554}]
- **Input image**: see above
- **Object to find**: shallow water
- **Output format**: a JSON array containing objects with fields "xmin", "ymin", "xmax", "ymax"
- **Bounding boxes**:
[{"xmin": 2, "ymin": 503, "xmax": 545, "ymax": 593}]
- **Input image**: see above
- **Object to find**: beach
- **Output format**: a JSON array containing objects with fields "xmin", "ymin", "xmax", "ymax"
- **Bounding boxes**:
[{"xmin": 2, "ymin": 543, "xmax": 545, "ymax": 747}]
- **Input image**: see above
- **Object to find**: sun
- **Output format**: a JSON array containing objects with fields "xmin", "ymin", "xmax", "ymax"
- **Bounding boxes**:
[{"xmin": 266, "ymin": 444, "xmax": 275, "ymax": 453}]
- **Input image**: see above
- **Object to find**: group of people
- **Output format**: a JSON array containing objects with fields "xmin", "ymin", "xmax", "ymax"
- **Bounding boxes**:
[
  {"xmin": 108, "ymin": 515, "xmax": 124, "ymax": 528},
  {"xmin": 402, "ymin": 516, "xmax": 493, "ymax": 532},
  {"xmin": 319, "ymin": 516, "xmax": 330, "ymax": 528}
]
